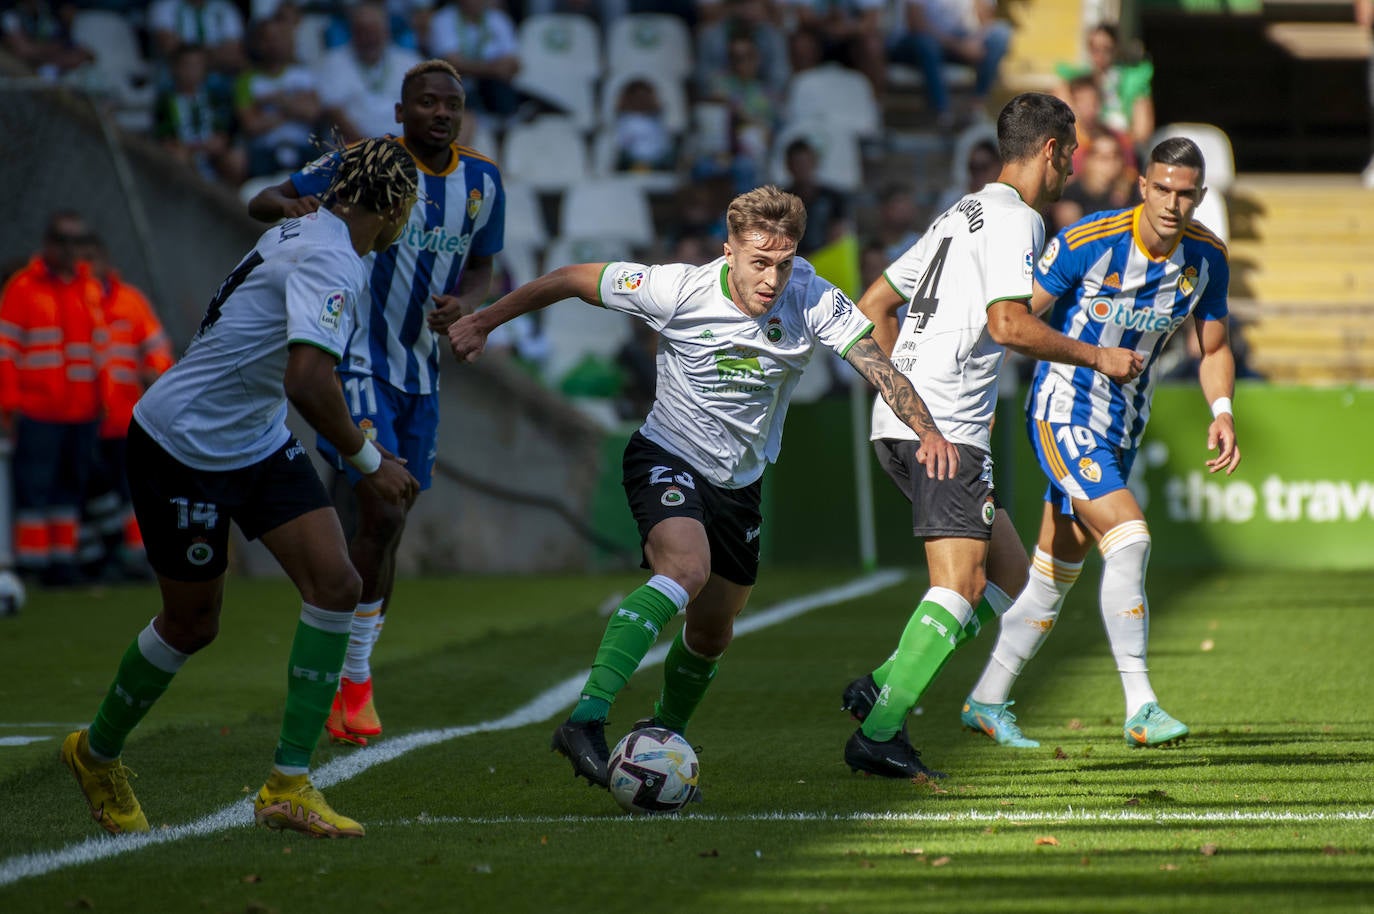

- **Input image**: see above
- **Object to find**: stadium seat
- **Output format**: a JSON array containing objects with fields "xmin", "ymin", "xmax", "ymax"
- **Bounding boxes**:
[
  {"xmin": 598, "ymin": 69, "xmax": 688, "ymax": 136},
  {"xmin": 500, "ymin": 116, "xmax": 590, "ymax": 192},
  {"xmin": 603, "ymin": 13, "xmax": 693, "ymax": 81},
  {"xmin": 512, "ymin": 13, "xmax": 602, "ymax": 130},
  {"xmin": 70, "ymin": 10, "xmax": 155, "ymax": 132},
  {"xmin": 539, "ymin": 236, "xmax": 636, "ymax": 385},
  {"xmin": 769, "ymin": 120, "xmax": 864, "ymax": 193},
  {"xmin": 502, "ymin": 181, "xmax": 549, "ymax": 248},
  {"xmin": 1193, "ymin": 190, "xmax": 1230, "ymax": 246},
  {"xmin": 558, "ymin": 178, "xmax": 655, "ymax": 244},
  {"xmin": 783, "ymin": 63, "xmax": 882, "ymax": 140},
  {"xmin": 1147, "ymin": 123, "xmax": 1236, "ymax": 196}
]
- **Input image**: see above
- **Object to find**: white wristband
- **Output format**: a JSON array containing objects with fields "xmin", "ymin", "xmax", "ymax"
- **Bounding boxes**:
[
  {"xmin": 1210, "ymin": 397, "xmax": 1233, "ymax": 419},
  {"xmin": 346, "ymin": 439, "xmax": 382, "ymax": 475}
]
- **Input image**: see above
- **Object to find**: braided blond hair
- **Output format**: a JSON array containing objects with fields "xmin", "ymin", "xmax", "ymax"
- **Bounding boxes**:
[{"xmin": 326, "ymin": 136, "xmax": 418, "ymax": 215}]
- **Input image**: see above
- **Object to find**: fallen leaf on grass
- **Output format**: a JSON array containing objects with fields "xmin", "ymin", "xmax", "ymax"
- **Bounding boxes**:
[
  {"xmin": 1034, "ymin": 836, "xmax": 1059, "ymax": 846},
  {"xmin": 1322, "ymin": 845, "xmax": 1344, "ymax": 856},
  {"xmin": 858, "ymin": 860, "xmax": 875, "ymax": 869},
  {"xmin": 1068, "ymin": 719, "xmax": 1084, "ymax": 730},
  {"xmin": 1053, "ymin": 747, "xmax": 1068, "ymax": 760},
  {"xmin": 1159, "ymin": 863, "xmax": 1179, "ymax": 871},
  {"xmin": 1124, "ymin": 797, "xmax": 1141, "ymax": 806},
  {"xmin": 242, "ymin": 874, "xmax": 262, "ymax": 884},
  {"xmin": 1201, "ymin": 844, "xmax": 1219, "ymax": 856},
  {"xmin": 1200, "ymin": 639, "xmax": 1215, "ymax": 652},
  {"xmin": 900, "ymin": 848, "xmax": 925, "ymax": 856},
  {"xmin": 930, "ymin": 856, "xmax": 951, "ymax": 867}
]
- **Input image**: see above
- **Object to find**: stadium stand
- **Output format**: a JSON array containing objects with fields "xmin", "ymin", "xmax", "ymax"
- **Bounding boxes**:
[{"xmin": 511, "ymin": 12, "xmax": 602, "ymax": 130}]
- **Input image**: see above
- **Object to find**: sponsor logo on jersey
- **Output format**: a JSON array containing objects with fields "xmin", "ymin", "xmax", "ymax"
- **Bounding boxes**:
[
  {"xmin": 359, "ymin": 418, "xmax": 377, "ymax": 441},
  {"xmin": 613, "ymin": 269, "xmax": 645, "ymax": 293},
  {"xmin": 285, "ymin": 442, "xmax": 306, "ymax": 461},
  {"xmin": 1038, "ymin": 237, "xmax": 1060, "ymax": 272},
  {"xmin": 1102, "ymin": 272, "xmax": 1121, "ymax": 289},
  {"xmin": 697, "ymin": 329, "xmax": 714, "ymax": 339},
  {"xmin": 982, "ymin": 497, "xmax": 996, "ymax": 526},
  {"xmin": 832, "ymin": 291, "xmax": 854, "ymax": 319},
  {"xmin": 1078, "ymin": 457, "xmax": 1102, "ymax": 483},
  {"xmin": 661, "ymin": 486, "xmax": 685, "ymax": 507},
  {"xmin": 466, "ymin": 187, "xmax": 483, "ymax": 220},
  {"xmin": 715, "ymin": 352, "xmax": 764, "ymax": 381},
  {"xmin": 1086, "ymin": 297, "xmax": 1187, "ymax": 334},
  {"xmin": 765, "ymin": 316, "xmax": 783, "ymax": 343},
  {"xmin": 403, "ymin": 223, "xmax": 471, "ymax": 255},
  {"xmin": 1178, "ymin": 265, "xmax": 1197, "ymax": 297},
  {"xmin": 745, "ymin": 525, "xmax": 761, "ymax": 543},
  {"xmin": 186, "ymin": 538, "xmax": 214, "ymax": 566},
  {"xmin": 319, "ymin": 291, "xmax": 345, "ymax": 330},
  {"xmin": 1022, "ymin": 248, "xmax": 1034, "ymax": 279}
]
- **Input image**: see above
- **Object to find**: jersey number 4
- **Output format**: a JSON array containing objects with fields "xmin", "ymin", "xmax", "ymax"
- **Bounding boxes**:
[{"xmin": 905, "ymin": 237, "xmax": 950, "ymax": 334}]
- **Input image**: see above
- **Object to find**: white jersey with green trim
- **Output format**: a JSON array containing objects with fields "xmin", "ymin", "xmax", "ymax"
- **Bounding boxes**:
[
  {"xmin": 870, "ymin": 182, "xmax": 1044, "ymax": 452},
  {"xmin": 134, "ymin": 210, "xmax": 366, "ymax": 471},
  {"xmin": 598, "ymin": 255, "xmax": 873, "ymax": 488}
]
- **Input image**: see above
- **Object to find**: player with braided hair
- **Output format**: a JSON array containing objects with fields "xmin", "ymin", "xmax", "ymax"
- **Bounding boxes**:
[
  {"xmin": 249, "ymin": 60, "xmax": 505, "ymax": 747},
  {"xmin": 60, "ymin": 136, "xmax": 419, "ymax": 839}
]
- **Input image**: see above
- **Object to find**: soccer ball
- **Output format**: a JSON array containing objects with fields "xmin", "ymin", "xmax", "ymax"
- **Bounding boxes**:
[{"xmin": 607, "ymin": 727, "xmax": 700, "ymax": 814}]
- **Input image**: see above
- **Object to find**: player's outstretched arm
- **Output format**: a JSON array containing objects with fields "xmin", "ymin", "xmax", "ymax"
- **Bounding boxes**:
[
  {"xmin": 989, "ymin": 290, "xmax": 1143, "ymax": 383},
  {"xmin": 844, "ymin": 335, "xmax": 959, "ymax": 480},
  {"xmin": 284, "ymin": 343, "xmax": 418, "ymax": 504},
  {"xmin": 854, "ymin": 274, "xmax": 907, "ymax": 357},
  {"xmin": 1196, "ymin": 316, "xmax": 1241, "ymax": 475},
  {"xmin": 448, "ymin": 262, "xmax": 607, "ymax": 363},
  {"xmin": 247, "ymin": 177, "xmax": 321, "ymax": 222}
]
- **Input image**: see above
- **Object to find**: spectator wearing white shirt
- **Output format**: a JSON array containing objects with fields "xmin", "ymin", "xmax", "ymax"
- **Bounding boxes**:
[
  {"xmin": 427, "ymin": 0, "xmax": 521, "ymax": 124},
  {"xmin": 316, "ymin": 0, "xmax": 422, "ymax": 142}
]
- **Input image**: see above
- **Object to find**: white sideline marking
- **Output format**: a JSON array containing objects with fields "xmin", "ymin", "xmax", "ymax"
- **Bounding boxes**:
[
  {"xmin": 385, "ymin": 809, "xmax": 1374, "ymax": 826},
  {"xmin": 0, "ymin": 571, "xmax": 906, "ymax": 887},
  {"xmin": 0, "ymin": 737, "xmax": 51, "ymax": 747}
]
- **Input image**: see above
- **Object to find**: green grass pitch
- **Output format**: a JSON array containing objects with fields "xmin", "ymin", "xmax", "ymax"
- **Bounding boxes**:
[{"xmin": 1, "ymin": 566, "xmax": 1370, "ymax": 913}]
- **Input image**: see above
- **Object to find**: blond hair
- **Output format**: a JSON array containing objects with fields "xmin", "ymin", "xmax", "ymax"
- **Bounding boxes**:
[
  {"xmin": 725, "ymin": 185, "xmax": 807, "ymax": 245},
  {"xmin": 326, "ymin": 136, "xmax": 418, "ymax": 214}
]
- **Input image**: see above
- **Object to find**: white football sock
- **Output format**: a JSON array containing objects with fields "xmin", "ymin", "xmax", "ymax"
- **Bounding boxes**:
[
  {"xmin": 1099, "ymin": 520, "xmax": 1155, "ymax": 718},
  {"xmin": 341, "ymin": 600, "xmax": 384, "ymax": 683},
  {"xmin": 970, "ymin": 548, "xmax": 1081, "ymax": 705}
]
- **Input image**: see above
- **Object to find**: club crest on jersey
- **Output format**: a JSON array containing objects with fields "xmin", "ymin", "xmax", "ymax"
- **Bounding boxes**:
[
  {"xmin": 766, "ymin": 317, "xmax": 784, "ymax": 343},
  {"xmin": 613, "ymin": 269, "xmax": 645, "ymax": 293},
  {"xmin": 982, "ymin": 497, "xmax": 996, "ymax": 526},
  {"xmin": 358, "ymin": 418, "xmax": 377, "ymax": 441},
  {"xmin": 319, "ymin": 291, "xmax": 345, "ymax": 330},
  {"xmin": 1178, "ymin": 265, "xmax": 1197, "ymax": 297},
  {"xmin": 1038, "ymin": 237, "xmax": 1060, "ymax": 272},
  {"xmin": 1077, "ymin": 457, "xmax": 1102, "ymax": 483},
  {"xmin": 661, "ymin": 486, "xmax": 685, "ymax": 507},
  {"xmin": 186, "ymin": 538, "xmax": 214, "ymax": 566},
  {"xmin": 466, "ymin": 187, "xmax": 482, "ymax": 219}
]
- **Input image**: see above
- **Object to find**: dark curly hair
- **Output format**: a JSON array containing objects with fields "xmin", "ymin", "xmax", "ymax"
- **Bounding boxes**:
[{"xmin": 326, "ymin": 136, "xmax": 418, "ymax": 215}]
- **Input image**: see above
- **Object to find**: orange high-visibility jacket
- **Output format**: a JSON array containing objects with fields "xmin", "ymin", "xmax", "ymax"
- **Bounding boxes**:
[
  {"xmin": 96, "ymin": 271, "xmax": 174, "ymax": 439},
  {"xmin": 0, "ymin": 256, "xmax": 107, "ymax": 424}
]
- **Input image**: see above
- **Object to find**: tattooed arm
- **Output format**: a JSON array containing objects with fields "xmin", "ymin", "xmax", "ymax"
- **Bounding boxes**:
[{"xmin": 844, "ymin": 335, "xmax": 959, "ymax": 480}]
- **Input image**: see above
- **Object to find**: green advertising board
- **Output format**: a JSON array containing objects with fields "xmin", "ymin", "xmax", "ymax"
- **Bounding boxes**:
[{"xmin": 759, "ymin": 383, "xmax": 1373, "ymax": 571}]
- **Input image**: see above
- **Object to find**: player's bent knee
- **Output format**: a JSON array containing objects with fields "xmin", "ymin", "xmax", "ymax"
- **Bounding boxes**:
[{"xmin": 299, "ymin": 564, "xmax": 363, "ymax": 613}]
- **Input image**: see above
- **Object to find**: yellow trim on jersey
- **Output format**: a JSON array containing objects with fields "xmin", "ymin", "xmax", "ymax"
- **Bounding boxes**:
[
  {"xmin": 1133, "ymin": 206, "xmax": 1184, "ymax": 263},
  {"xmin": 1036, "ymin": 420, "xmax": 1071, "ymax": 483},
  {"xmin": 398, "ymin": 137, "xmax": 461, "ymax": 176},
  {"xmin": 1183, "ymin": 223, "xmax": 1228, "ymax": 255},
  {"xmin": 1064, "ymin": 212, "xmax": 1132, "ymax": 250},
  {"xmin": 456, "ymin": 143, "xmax": 497, "ymax": 167}
]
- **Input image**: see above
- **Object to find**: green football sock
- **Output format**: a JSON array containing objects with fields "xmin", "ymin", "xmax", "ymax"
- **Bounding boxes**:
[
  {"xmin": 871, "ymin": 594, "xmax": 996, "ymax": 686},
  {"xmin": 572, "ymin": 578, "xmax": 684, "ymax": 720},
  {"xmin": 275, "ymin": 606, "xmax": 350, "ymax": 771},
  {"xmin": 862, "ymin": 590, "xmax": 971, "ymax": 742},
  {"xmin": 89, "ymin": 622, "xmax": 187, "ymax": 759},
  {"xmin": 653, "ymin": 631, "xmax": 719, "ymax": 734}
]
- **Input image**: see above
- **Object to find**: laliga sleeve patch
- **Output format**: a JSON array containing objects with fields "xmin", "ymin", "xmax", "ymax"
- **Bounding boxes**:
[
  {"xmin": 1022, "ymin": 247, "xmax": 1035, "ymax": 279},
  {"xmin": 612, "ymin": 269, "xmax": 646, "ymax": 293},
  {"xmin": 319, "ymin": 291, "xmax": 345, "ymax": 330},
  {"xmin": 1037, "ymin": 237, "xmax": 1060, "ymax": 273}
]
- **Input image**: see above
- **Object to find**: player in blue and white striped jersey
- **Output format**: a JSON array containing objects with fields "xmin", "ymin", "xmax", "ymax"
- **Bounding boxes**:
[
  {"xmin": 963, "ymin": 137, "xmax": 1242, "ymax": 749},
  {"xmin": 248, "ymin": 60, "xmax": 504, "ymax": 745}
]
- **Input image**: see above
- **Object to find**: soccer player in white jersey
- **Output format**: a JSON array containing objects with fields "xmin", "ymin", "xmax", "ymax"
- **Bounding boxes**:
[
  {"xmin": 60, "ymin": 138, "xmax": 420, "ymax": 839},
  {"xmin": 840, "ymin": 93, "xmax": 1144, "ymax": 778},
  {"xmin": 249, "ymin": 60, "xmax": 504, "ymax": 746},
  {"xmin": 448, "ymin": 186, "xmax": 958, "ymax": 789},
  {"xmin": 961, "ymin": 136, "xmax": 1240, "ymax": 748}
]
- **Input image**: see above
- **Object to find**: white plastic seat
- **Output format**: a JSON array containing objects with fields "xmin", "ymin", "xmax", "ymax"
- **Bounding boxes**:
[
  {"xmin": 558, "ymin": 178, "xmax": 655, "ymax": 243},
  {"xmin": 769, "ymin": 120, "xmax": 864, "ymax": 193},
  {"xmin": 70, "ymin": 10, "xmax": 155, "ymax": 130},
  {"xmin": 1193, "ymin": 190, "xmax": 1230, "ymax": 246},
  {"xmin": 603, "ymin": 13, "xmax": 693, "ymax": 81},
  {"xmin": 1147, "ymin": 123, "xmax": 1236, "ymax": 195},
  {"xmin": 783, "ymin": 63, "xmax": 881, "ymax": 140},
  {"xmin": 502, "ymin": 181, "xmax": 549, "ymax": 248},
  {"xmin": 539, "ymin": 235, "xmax": 637, "ymax": 383},
  {"xmin": 500, "ymin": 116, "xmax": 590, "ymax": 192},
  {"xmin": 512, "ymin": 13, "xmax": 602, "ymax": 130}
]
